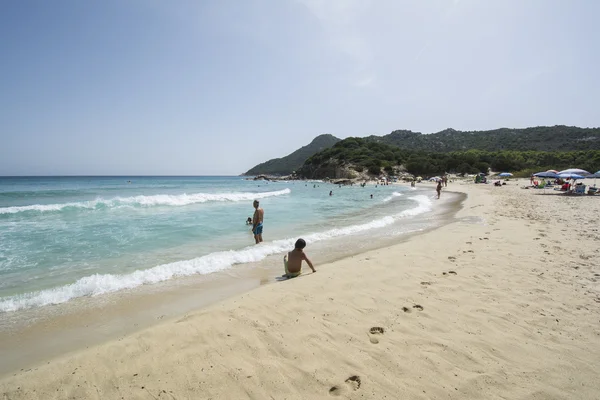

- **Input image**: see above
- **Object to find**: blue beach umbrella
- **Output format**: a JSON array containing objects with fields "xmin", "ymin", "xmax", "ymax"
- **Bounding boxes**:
[
  {"xmin": 498, "ymin": 172, "xmax": 513, "ymax": 177},
  {"xmin": 559, "ymin": 173, "xmax": 586, "ymax": 180},
  {"xmin": 533, "ymin": 171, "xmax": 558, "ymax": 178}
]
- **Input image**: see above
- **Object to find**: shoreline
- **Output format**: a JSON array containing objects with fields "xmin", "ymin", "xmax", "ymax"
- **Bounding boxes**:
[
  {"xmin": 2, "ymin": 181, "xmax": 599, "ymax": 399},
  {"xmin": 0, "ymin": 184, "xmax": 463, "ymax": 378}
]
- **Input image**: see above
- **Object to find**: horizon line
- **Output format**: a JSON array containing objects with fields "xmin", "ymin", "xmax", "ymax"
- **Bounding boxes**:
[{"xmin": 0, "ymin": 175, "xmax": 244, "ymax": 178}]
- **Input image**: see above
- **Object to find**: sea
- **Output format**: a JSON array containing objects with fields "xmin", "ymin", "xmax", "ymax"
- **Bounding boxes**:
[{"xmin": 0, "ymin": 176, "xmax": 459, "ymax": 318}]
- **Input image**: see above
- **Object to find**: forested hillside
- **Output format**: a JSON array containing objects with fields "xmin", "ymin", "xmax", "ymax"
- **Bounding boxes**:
[
  {"xmin": 298, "ymin": 137, "xmax": 600, "ymax": 179},
  {"xmin": 245, "ymin": 126, "xmax": 600, "ymax": 176},
  {"xmin": 370, "ymin": 126, "xmax": 600, "ymax": 152}
]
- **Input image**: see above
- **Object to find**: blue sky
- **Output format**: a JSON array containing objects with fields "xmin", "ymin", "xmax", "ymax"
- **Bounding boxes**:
[{"xmin": 1, "ymin": 0, "xmax": 599, "ymax": 175}]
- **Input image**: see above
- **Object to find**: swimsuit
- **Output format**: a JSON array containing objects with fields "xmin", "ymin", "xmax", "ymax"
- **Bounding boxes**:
[
  {"xmin": 253, "ymin": 223, "xmax": 263, "ymax": 235},
  {"xmin": 283, "ymin": 256, "xmax": 301, "ymax": 278}
]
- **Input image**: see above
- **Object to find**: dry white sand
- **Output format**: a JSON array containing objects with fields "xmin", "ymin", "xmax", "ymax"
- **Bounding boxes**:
[{"xmin": 1, "ymin": 182, "xmax": 599, "ymax": 399}]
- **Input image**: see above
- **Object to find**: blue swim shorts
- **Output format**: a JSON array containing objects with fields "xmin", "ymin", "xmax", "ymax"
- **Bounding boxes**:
[{"xmin": 253, "ymin": 223, "xmax": 263, "ymax": 235}]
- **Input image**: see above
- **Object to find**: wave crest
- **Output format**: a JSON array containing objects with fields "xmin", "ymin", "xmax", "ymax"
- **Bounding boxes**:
[
  {"xmin": 0, "ymin": 189, "xmax": 291, "ymax": 215},
  {"xmin": 383, "ymin": 192, "xmax": 404, "ymax": 202}
]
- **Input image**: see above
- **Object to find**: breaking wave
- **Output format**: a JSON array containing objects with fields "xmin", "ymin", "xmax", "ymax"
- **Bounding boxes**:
[{"xmin": 0, "ymin": 189, "xmax": 291, "ymax": 215}]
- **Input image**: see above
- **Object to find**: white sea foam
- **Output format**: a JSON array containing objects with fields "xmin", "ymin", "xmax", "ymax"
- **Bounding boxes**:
[
  {"xmin": 383, "ymin": 192, "xmax": 404, "ymax": 202},
  {"xmin": 0, "ymin": 189, "xmax": 291, "ymax": 215},
  {"xmin": 0, "ymin": 195, "xmax": 432, "ymax": 313}
]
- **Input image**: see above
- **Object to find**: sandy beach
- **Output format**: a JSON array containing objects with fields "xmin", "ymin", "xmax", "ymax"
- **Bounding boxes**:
[{"xmin": 2, "ymin": 181, "xmax": 600, "ymax": 399}]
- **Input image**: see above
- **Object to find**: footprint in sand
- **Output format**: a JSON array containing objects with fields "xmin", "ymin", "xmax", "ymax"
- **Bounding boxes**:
[
  {"xmin": 448, "ymin": 256, "xmax": 457, "ymax": 262},
  {"xmin": 329, "ymin": 376, "xmax": 361, "ymax": 396},
  {"xmin": 413, "ymin": 304, "xmax": 424, "ymax": 311},
  {"xmin": 402, "ymin": 306, "xmax": 412, "ymax": 313},
  {"xmin": 443, "ymin": 271, "xmax": 457, "ymax": 276},
  {"xmin": 368, "ymin": 327, "xmax": 385, "ymax": 344},
  {"xmin": 420, "ymin": 281, "xmax": 432, "ymax": 286}
]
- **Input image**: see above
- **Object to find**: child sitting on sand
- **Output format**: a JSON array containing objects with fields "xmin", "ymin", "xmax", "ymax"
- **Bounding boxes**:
[{"xmin": 283, "ymin": 239, "xmax": 316, "ymax": 278}]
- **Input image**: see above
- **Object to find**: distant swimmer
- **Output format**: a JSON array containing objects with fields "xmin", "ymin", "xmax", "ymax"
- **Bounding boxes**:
[
  {"xmin": 246, "ymin": 217, "xmax": 252, "ymax": 225},
  {"xmin": 370, "ymin": 194, "xmax": 373, "ymax": 199},
  {"xmin": 252, "ymin": 200, "xmax": 264, "ymax": 244},
  {"xmin": 329, "ymin": 191, "xmax": 333, "ymax": 196},
  {"xmin": 283, "ymin": 238, "xmax": 316, "ymax": 278}
]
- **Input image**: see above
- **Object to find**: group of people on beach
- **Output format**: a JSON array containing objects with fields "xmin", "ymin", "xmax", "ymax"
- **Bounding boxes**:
[{"xmin": 246, "ymin": 199, "xmax": 316, "ymax": 279}]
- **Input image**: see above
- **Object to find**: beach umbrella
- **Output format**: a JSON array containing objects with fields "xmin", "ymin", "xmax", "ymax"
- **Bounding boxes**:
[
  {"xmin": 533, "ymin": 171, "xmax": 558, "ymax": 178},
  {"xmin": 557, "ymin": 168, "xmax": 591, "ymax": 176},
  {"xmin": 498, "ymin": 172, "xmax": 513, "ymax": 177},
  {"xmin": 589, "ymin": 170, "xmax": 600, "ymax": 185},
  {"xmin": 559, "ymin": 173, "xmax": 586, "ymax": 180},
  {"xmin": 546, "ymin": 169, "xmax": 559, "ymax": 174}
]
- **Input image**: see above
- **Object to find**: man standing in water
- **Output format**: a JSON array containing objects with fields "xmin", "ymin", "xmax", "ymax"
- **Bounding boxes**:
[
  {"xmin": 436, "ymin": 180, "xmax": 442, "ymax": 199},
  {"xmin": 252, "ymin": 200, "xmax": 264, "ymax": 244}
]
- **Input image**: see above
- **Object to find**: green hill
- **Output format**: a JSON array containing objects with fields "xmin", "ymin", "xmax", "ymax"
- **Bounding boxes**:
[
  {"xmin": 243, "ymin": 134, "xmax": 340, "ymax": 176},
  {"xmin": 370, "ymin": 125, "xmax": 600, "ymax": 152},
  {"xmin": 297, "ymin": 137, "xmax": 600, "ymax": 179},
  {"xmin": 244, "ymin": 125, "xmax": 600, "ymax": 177}
]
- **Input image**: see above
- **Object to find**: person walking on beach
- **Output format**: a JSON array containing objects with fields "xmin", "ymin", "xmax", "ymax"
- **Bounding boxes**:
[
  {"xmin": 436, "ymin": 180, "xmax": 442, "ymax": 199},
  {"xmin": 283, "ymin": 238, "xmax": 316, "ymax": 278},
  {"xmin": 252, "ymin": 200, "xmax": 264, "ymax": 244}
]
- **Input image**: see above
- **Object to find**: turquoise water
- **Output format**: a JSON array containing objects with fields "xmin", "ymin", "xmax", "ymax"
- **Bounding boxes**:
[{"xmin": 0, "ymin": 176, "xmax": 434, "ymax": 313}]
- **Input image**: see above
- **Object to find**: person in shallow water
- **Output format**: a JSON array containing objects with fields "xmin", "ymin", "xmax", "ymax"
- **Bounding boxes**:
[
  {"xmin": 436, "ymin": 180, "xmax": 442, "ymax": 199},
  {"xmin": 246, "ymin": 217, "xmax": 252, "ymax": 225},
  {"xmin": 252, "ymin": 200, "xmax": 264, "ymax": 244},
  {"xmin": 283, "ymin": 238, "xmax": 316, "ymax": 278}
]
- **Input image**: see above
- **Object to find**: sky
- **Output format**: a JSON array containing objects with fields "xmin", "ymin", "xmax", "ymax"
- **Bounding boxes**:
[{"xmin": 1, "ymin": 0, "xmax": 599, "ymax": 175}]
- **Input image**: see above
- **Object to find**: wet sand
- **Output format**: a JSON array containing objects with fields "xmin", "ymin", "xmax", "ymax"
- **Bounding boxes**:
[{"xmin": 2, "ymin": 181, "xmax": 599, "ymax": 399}]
